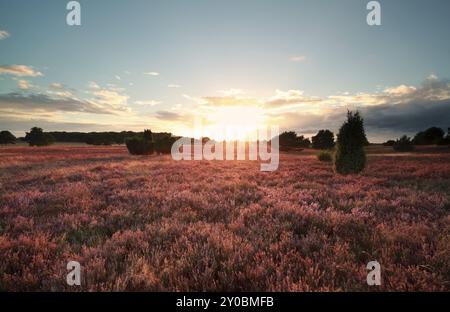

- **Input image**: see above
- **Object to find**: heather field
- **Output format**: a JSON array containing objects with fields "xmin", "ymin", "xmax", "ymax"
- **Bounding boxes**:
[{"xmin": 0, "ymin": 145, "xmax": 449, "ymax": 291}]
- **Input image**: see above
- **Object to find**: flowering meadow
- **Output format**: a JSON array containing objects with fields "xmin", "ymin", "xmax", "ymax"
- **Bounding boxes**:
[{"xmin": 0, "ymin": 146, "xmax": 449, "ymax": 291}]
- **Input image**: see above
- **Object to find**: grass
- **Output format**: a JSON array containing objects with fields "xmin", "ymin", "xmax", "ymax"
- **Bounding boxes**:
[{"xmin": 0, "ymin": 145, "xmax": 449, "ymax": 291}]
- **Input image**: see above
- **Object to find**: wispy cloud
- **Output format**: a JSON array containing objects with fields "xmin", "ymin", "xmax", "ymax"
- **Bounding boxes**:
[
  {"xmin": 0, "ymin": 65, "xmax": 43, "ymax": 77},
  {"xmin": 168, "ymin": 84, "xmax": 181, "ymax": 88},
  {"xmin": 202, "ymin": 96, "xmax": 258, "ymax": 106},
  {"xmin": 50, "ymin": 82, "xmax": 64, "ymax": 89},
  {"xmin": 265, "ymin": 89, "xmax": 321, "ymax": 106},
  {"xmin": 218, "ymin": 88, "xmax": 244, "ymax": 96},
  {"xmin": 0, "ymin": 30, "xmax": 10, "ymax": 40},
  {"xmin": 144, "ymin": 71, "xmax": 160, "ymax": 76},
  {"xmin": 88, "ymin": 81, "xmax": 100, "ymax": 89},
  {"xmin": 134, "ymin": 100, "xmax": 161, "ymax": 106},
  {"xmin": 290, "ymin": 55, "xmax": 306, "ymax": 62},
  {"xmin": 17, "ymin": 80, "xmax": 32, "ymax": 90},
  {"xmin": 92, "ymin": 89, "xmax": 129, "ymax": 107},
  {"xmin": 155, "ymin": 110, "xmax": 181, "ymax": 120}
]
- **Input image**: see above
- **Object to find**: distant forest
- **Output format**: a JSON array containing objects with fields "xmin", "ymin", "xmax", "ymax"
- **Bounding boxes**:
[{"xmin": 22, "ymin": 131, "xmax": 174, "ymax": 146}]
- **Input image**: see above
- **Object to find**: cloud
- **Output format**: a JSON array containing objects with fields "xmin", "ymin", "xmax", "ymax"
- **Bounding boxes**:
[
  {"xmin": 217, "ymin": 89, "xmax": 245, "ymax": 96},
  {"xmin": 17, "ymin": 80, "xmax": 32, "ymax": 90},
  {"xmin": 265, "ymin": 89, "xmax": 321, "ymax": 106},
  {"xmin": 115, "ymin": 75, "xmax": 121, "ymax": 80},
  {"xmin": 46, "ymin": 82, "xmax": 74, "ymax": 97},
  {"xmin": 144, "ymin": 72, "xmax": 160, "ymax": 76},
  {"xmin": 183, "ymin": 94, "xmax": 208, "ymax": 105},
  {"xmin": 2, "ymin": 79, "xmax": 130, "ymax": 116},
  {"xmin": 202, "ymin": 96, "xmax": 258, "ymax": 106},
  {"xmin": 273, "ymin": 76, "xmax": 450, "ymax": 139},
  {"xmin": 134, "ymin": 100, "xmax": 161, "ymax": 106},
  {"xmin": 0, "ymin": 30, "xmax": 10, "ymax": 40},
  {"xmin": 0, "ymin": 93, "xmax": 119, "ymax": 114},
  {"xmin": 50, "ymin": 82, "xmax": 64, "ymax": 89},
  {"xmin": 0, "ymin": 65, "xmax": 43, "ymax": 77},
  {"xmin": 168, "ymin": 84, "xmax": 181, "ymax": 88},
  {"xmin": 383, "ymin": 85, "xmax": 417, "ymax": 95},
  {"xmin": 88, "ymin": 81, "xmax": 100, "ymax": 89},
  {"xmin": 155, "ymin": 110, "xmax": 181, "ymax": 120},
  {"xmin": 92, "ymin": 89, "xmax": 129, "ymax": 107},
  {"xmin": 290, "ymin": 55, "xmax": 306, "ymax": 62}
]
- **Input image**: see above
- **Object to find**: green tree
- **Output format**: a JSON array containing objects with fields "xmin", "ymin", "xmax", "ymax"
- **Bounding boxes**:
[
  {"xmin": 25, "ymin": 127, "xmax": 55, "ymax": 146},
  {"xmin": 154, "ymin": 133, "xmax": 177, "ymax": 154},
  {"xmin": 0, "ymin": 131, "xmax": 16, "ymax": 145},
  {"xmin": 413, "ymin": 127, "xmax": 445, "ymax": 145},
  {"xmin": 278, "ymin": 131, "xmax": 310, "ymax": 151},
  {"xmin": 125, "ymin": 129, "xmax": 154, "ymax": 155},
  {"xmin": 312, "ymin": 129, "xmax": 335, "ymax": 149},
  {"xmin": 334, "ymin": 111, "xmax": 367, "ymax": 175}
]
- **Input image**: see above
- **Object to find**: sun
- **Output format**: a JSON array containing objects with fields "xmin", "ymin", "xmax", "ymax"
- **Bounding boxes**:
[{"xmin": 202, "ymin": 105, "xmax": 268, "ymax": 141}]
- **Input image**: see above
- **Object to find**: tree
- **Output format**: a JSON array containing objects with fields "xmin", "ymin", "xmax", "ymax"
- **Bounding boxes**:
[
  {"xmin": 125, "ymin": 129, "xmax": 154, "ymax": 155},
  {"xmin": 25, "ymin": 127, "xmax": 55, "ymax": 146},
  {"xmin": 278, "ymin": 131, "xmax": 310, "ymax": 151},
  {"xmin": 393, "ymin": 135, "xmax": 414, "ymax": 152},
  {"xmin": 334, "ymin": 111, "xmax": 367, "ymax": 175},
  {"xmin": 0, "ymin": 131, "xmax": 16, "ymax": 145},
  {"xmin": 413, "ymin": 127, "xmax": 445, "ymax": 145},
  {"xmin": 312, "ymin": 130, "xmax": 335, "ymax": 149},
  {"xmin": 154, "ymin": 133, "xmax": 177, "ymax": 154}
]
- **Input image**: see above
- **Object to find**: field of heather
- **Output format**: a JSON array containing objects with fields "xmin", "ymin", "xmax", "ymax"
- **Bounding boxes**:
[{"xmin": 0, "ymin": 145, "xmax": 449, "ymax": 291}]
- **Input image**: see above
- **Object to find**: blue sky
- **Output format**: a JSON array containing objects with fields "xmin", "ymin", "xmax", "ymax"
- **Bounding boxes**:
[{"xmin": 1, "ymin": 0, "xmax": 450, "ymax": 141}]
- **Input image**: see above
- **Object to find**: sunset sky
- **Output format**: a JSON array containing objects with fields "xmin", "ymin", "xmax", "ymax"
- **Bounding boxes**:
[{"xmin": 1, "ymin": 0, "xmax": 450, "ymax": 142}]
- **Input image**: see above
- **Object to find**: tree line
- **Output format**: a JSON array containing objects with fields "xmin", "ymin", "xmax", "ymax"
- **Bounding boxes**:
[
  {"xmin": 2, "ymin": 113, "xmax": 449, "ymax": 176},
  {"xmin": 0, "ymin": 128, "xmax": 175, "ymax": 146}
]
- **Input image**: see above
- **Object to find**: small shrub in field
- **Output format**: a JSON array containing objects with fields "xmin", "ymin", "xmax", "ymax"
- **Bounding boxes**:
[
  {"xmin": 334, "ymin": 111, "xmax": 367, "ymax": 175},
  {"xmin": 317, "ymin": 151, "xmax": 333, "ymax": 162},
  {"xmin": 393, "ymin": 135, "xmax": 414, "ymax": 152},
  {"xmin": 125, "ymin": 129, "xmax": 154, "ymax": 155}
]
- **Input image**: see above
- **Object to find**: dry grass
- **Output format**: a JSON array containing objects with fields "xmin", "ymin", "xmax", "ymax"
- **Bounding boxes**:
[{"xmin": 0, "ymin": 146, "xmax": 449, "ymax": 291}]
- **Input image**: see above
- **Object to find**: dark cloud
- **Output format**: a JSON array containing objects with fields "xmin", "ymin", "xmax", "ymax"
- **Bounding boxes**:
[
  {"xmin": 362, "ymin": 98, "xmax": 450, "ymax": 132},
  {"xmin": 155, "ymin": 110, "xmax": 181, "ymax": 120},
  {"xmin": 0, "ymin": 92, "xmax": 122, "ymax": 114}
]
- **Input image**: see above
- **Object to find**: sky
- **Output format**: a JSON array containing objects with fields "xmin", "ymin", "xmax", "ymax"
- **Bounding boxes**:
[{"xmin": 1, "ymin": 0, "xmax": 450, "ymax": 142}]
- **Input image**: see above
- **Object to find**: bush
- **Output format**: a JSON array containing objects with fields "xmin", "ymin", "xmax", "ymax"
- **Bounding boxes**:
[
  {"xmin": 154, "ymin": 134, "xmax": 177, "ymax": 154},
  {"xmin": 0, "ymin": 130, "xmax": 16, "ymax": 145},
  {"xmin": 393, "ymin": 135, "xmax": 414, "ymax": 152},
  {"xmin": 334, "ymin": 111, "xmax": 367, "ymax": 175},
  {"xmin": 317, "ymin": 151, "xmax": 333, "ymax": 162},
  {"xmin": 312, "ymin": 130, "xmax": 335, "ymax": 149},
  {"xmin": 25, "ymin": 127, "xmax": 55, "ymax": 147},
  {"xmin": 382, "ymin": 140, "xmax": 396, "ymax": 147},
  {"xmin": 125, "ymin": 129, "xmax": 154, "ymax": 155}
]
